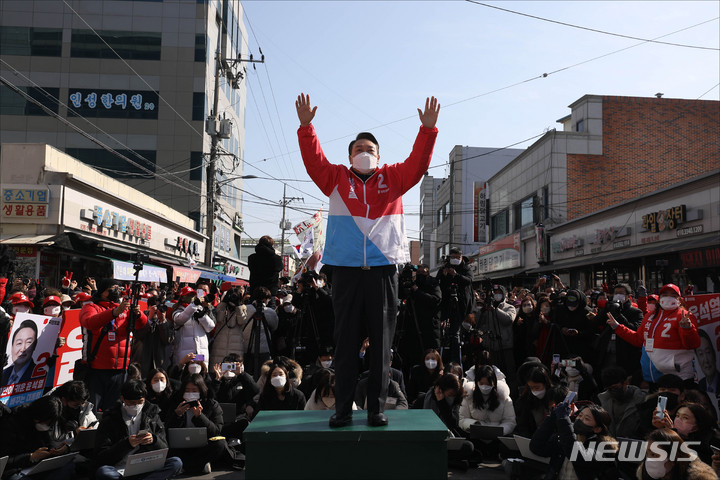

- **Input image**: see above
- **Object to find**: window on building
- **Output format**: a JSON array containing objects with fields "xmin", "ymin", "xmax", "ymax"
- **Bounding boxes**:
[
  {"xmin": 189, "ymin": 151, "xmax": 204, "ymax": 181},
  {"xmin": 65, "ymin": 148, "xmax": 156, "ymax": 177},
  {"xmin": 195, "ymin": 34, "xmax": 206, "ymax": 62},
  {"xmin": 67, "ymin": 88, "xmax": 158, "ymax": 119},
  {"xmin": 436, "ymin": 244, "xmax": 449, "ymax": 264},
  {"xmin": 0, "ymin": 86, "xmax": 60, "ymax": 116},
  {"xmin": 543, "ymin": 186, "xmax": 549, "ymax": 220},
  {"xmin": 576, "ymin": 119, "xmax": 585, "ymax": 132},
  {"xmin": 0, "ymin": 27, "xmax": 62, "ymax": 56},
  {"xmin": 514, "ymin": 195, "xmax": 537, "ymax": 230},
  {"xmin": 192, "ymin": 92, "xmax": 206, "ymax": 121},
  {"xmin": 71, "ymin": 30, "xmax": 161, "ymax": 60},
  {"xmin": 436, "ymin": 201, "xmax": 449, "ymax": 226},
  {"xmin": 491, "ymin": 209, "xmax": 508, "ymax": 240}
]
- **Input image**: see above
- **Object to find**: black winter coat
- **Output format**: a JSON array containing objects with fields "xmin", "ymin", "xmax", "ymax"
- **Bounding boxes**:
[{"xmin": 248, "ymin": 244, "xmax": 283, "ymax": 296}]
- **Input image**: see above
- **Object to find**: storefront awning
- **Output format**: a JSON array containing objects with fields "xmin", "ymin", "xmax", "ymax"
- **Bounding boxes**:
[
  {"xmin": 108, "ymin": 258, "xmax": 168, "ymax": 283},
  {"xmin": 527, "ymin": 233, "xmax": 720, "ymax": 273},
  {"xmin": 0, "ymin": 234, "xmax": 56, "ymax": 245}
]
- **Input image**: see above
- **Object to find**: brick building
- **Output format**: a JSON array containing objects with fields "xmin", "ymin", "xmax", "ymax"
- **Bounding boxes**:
[{"xmin": 457, "ymin": 94, "xmax": 719, "ymax": 292}]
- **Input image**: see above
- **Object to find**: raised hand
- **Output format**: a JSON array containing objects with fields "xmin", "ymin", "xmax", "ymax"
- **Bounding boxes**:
[
  {"xmin": 296, "ymin": 93, "xmax": 317, "ymax": 126},
  {"xmin": 417, "ymin": 96, "xmax": 440, "ymax": 129}
]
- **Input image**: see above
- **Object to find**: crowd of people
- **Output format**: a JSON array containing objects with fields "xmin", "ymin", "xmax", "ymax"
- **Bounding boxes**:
[{"xmin": 0, "ymin": 242, "xmax": 719, "ymax": 479}]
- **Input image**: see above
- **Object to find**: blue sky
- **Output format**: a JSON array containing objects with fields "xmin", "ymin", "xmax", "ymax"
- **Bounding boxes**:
[{"xmin": 237, "ymin": 1, "xmax": 719, "ymax": 245}]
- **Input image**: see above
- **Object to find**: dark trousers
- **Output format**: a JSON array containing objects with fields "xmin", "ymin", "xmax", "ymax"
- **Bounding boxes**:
[
  {"xmin": 331, "ymin": 265, "xmax": 398, "ymax": 416},
  {"xmin": 88, "ymin": 368, "xmax": 126, "ymax": 412}
]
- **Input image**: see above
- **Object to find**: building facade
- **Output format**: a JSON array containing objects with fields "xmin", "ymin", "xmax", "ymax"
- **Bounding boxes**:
[{"xmin": 0, "ymin": 0, "xmax": 249, "ymax": 268}]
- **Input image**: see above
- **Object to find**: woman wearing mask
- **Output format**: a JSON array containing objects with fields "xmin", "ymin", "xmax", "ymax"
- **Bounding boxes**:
[
  {"xmin": 530, "ymin": 403, "xmax": 619, "ymax": 480},
  {"xmin": 513, "ymin": 297, "xmax": 537, "ymax": 368},
  {"xmin": 639, "ymin": 428, "xmax": 716, "ymax": 480},
  {"xmin": 256, "ymin": 363, "xmax": 306, "ymax": 414},
  {"xmin": 652, "ymin": 402, "xmax": 717, "ymax": 465},
  {"xmin": 514, "ymin": 365, "xmax": 557, "ymax": 437},
  {"xmin": 305, "ymin": 369, "xmax": 341, "ymax": 411},
  {"xmin": 608, "ymin": 284, "xmax": 700, "ymax": 383},
  {"xmin": 42, "ymin": 296, "xmax": 63, "ymax": 317},
  {"xmin": 408, "ymin": 349, "xmax": 444, "ymax": 403},
  {"xmin": 531, "ymin": 296, "xmax": 558, "ymax": 365},
  {"xmin": 167, "ymin": 374, "xmax": 226, "ymax": 475},
  {"xmin": 459, "ymin": 365, "xmax": 516, "ymax": 437},
  {"xmin": 145, "ymin": 368, "xmax": 174, "ymax": 415}
]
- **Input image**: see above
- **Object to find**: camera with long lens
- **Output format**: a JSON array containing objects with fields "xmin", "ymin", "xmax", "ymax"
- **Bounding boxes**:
[
  {"xmin": 131, "ymin": 252, "xmax": 150, "ymax": 271},
  {"xmin": 299, "ymin": 270, "xmax": 319, "ymax": 292}
]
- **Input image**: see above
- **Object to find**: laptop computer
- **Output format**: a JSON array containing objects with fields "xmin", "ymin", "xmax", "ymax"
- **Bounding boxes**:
[
  {"xmin": 514, "ymin": 435, "xmax": 551, "ymax": 464},
  {"xmin": 168, "ymin": 427, "xmax": 207, "ymax": 449},
  {"xmin": 498, "ymin": 436, "xmax": 519, "ymax": 451},
  {"xmin": 20, "ymin": 452, "xmax": 78, "ymax": 475},
  {"xmin": 117, "ymin": 448, "xmax": 168, "ymax": 477},
  {"xmin": 0, "ymin": 456, "xmax": 8, "ymax": 478},
  {"xmin": 219, "ymin": 402, "xmax": 237, "ymax": 422},
  {"xmin": 469, "ymin": 424, "xmax": 504, "ymax": 440},
  {"xmin": 70, "ymin": 428, "xmax": 98, "ymax": 451}
]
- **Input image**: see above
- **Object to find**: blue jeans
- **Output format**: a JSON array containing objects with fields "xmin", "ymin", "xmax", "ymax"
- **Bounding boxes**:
[{"xmin": 94, "ymin": 457, "xmax": 182, "ymax": 480}]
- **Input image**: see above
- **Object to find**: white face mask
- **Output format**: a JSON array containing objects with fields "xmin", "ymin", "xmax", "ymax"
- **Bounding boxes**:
[
  {"xmin": 531, "ymin": 388, "xmax": 546, "ymax": 399},
  {"xmin": 35, "ymin": 422, "xmax": 52, "ymax": 432},
  {"xmin": 188, "ymin": 364, "xmax": 202, "ymax": 375},
  {"xmin": 62, "ymin": 305, "xmax": 71, "ymax": 311},
  {"xmin": 321, "ymin": 360, "xmax": 333, "ymax": 369},
  {"xmin": 183, "ymin": 392, "xmax": 201, "ymax": 402},
  {"xmin": 44, "ymin": 306, "xmax": 62, "ymax": 317},
  {"xmin": 647, "ymin": 304, "xmax": 656, "ymax": 313},
  {"xmin": 151, "ymin": 381, "xmax": 166, "ymax": 393},
  {"xmin": 613, "ymin": 294, "xmax": 626, "ymax": 303},
  {"xmin": 271, "ymin": 375, "xmax": 287, "ymax": 388},
  {"xmin": 122, "ymin": 403, "xmax": 143, "ymax": 417},
  {"xmin": 479, "ymin": 385, "xmax": 493, "ymax": 395},
  {"xmin": 565, "ymin": 367, "xmax": 580, "ymax": 377},
  {"xmin": 644, "ymin": 458, "xmax": 671, "ymax": 479},
  {"xmin": 351, "ymin": 152, "xmax": 378, "ymax": 174},
  {"xmin": 13, "ymin": 305, "xmax": 31, "ymax": 315},
  {"xmin": 449, "ymin": 258, "xmax": 461, "ymax": 266},
  {"xmin": 425, "ymin": 359, "xmax": 438, "ymax": 370},
  {"xmin": 223, "ymin": 371, "xmax": 236, "ymax": 379},
  {"xmin": 493, "ymin": 293, "xmax": 504, "ymax": 303},
  {"xmin": 284, "ymin": 304, "xmax": 294, "ymax": 313},
  {"xmin": 316, "ymin": 280, "xmax": 324, "ymax": 288},
  {"xmin": 238, "ymin": 364, "xmax": 245, "ymax": 374},
  {"xmin": 522, "ymin": 305, "xmax": 533, "ymax": 314},
  {"xmin": 659, "ymin": 296, "xmax": 679, "ymax": 310}
]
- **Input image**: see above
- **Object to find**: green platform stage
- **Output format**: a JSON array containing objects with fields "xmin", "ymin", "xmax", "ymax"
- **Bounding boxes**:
[{"xmin": 243, "ymin": 410, "xmax": 449, "ymax": 479}]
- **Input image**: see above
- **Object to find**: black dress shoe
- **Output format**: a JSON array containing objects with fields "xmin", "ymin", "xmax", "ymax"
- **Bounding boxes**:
[
  {"xmin": 329, "ymin": 413, "xmax": 352, "ymax": 428},
  {"xmin": 368, "ymin": 412, "xmax": 388, "ymax": 427}
]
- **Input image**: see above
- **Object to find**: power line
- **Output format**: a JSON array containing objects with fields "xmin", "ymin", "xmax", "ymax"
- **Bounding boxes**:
[{"xmin": 467, "ymin": 1, "xmax": 720, "ymax": 51}]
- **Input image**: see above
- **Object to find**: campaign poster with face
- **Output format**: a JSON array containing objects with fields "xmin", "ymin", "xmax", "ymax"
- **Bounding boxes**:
[
  {"xmin": 1, "ymin": 312, "xmax": 62, "ymax": 407},
  {"xmin": 686, "ymin": 294, "xmax": 720, "ymax": 426}
]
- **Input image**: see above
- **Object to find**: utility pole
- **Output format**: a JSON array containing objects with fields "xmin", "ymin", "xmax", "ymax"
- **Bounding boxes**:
[
  {"xmin": 204, "ymin": 36, "xmax": 264, "ymax": 268},
  {"xmin": 279, "ymin": 183, "xmax": 302, "ymax": 256}
]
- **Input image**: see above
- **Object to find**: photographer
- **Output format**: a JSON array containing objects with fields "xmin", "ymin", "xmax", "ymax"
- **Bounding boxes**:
[
  {"xmin": 79, "ymin": 279, "xmax": 147, "ymax": 412},
  {"xmin": 171, "ymin": 286, "xmax": 216, "ymax": 366},
  {"xmin": 592, "ymin": 283, "xmax": 643, "ymax": 374},
  {"xmin": 210, "ymin": 288, "xmax": 251, "ymax": 366},
  {"xmin": 132, "ymin": 293, "xmax": 173, "ymax": 377},
  {"xmin": 476, "ymin": 284, "xmax": 517, "ymax": 392},
  {"xmin": 436, "ymin": 247, "xmax": 474, "ymax": 366},
  {"xmin": 291, "ymin": 271, "xmax": 334, "ymax": 364},
  {"xmin": 553, "ymin": 289, "xmax": 595, "ymax": 362},
  {"xmin": 248, "ymin": 235, "xmax": 283, "ymax": 305},
  {"xmin": 410, "ymin": 264, "xmax": 442, "ymax": 351}
]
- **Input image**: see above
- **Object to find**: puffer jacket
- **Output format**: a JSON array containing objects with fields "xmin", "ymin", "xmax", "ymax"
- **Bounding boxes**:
[
  {"xmin": 298, "ymin": 124, "xmax": 437, "ymax": 267},
  {"xmin": 614, "ymin": 306, "xmax": 700, "ymax": 380},
  {"xmin": 597, "ymin": 385, "xmax": 646, "ymax": 438},
  {"xmin": 172, "ymin": 303, "xmax": 215, "ymax": 364},
  {"xmin": 458, "ymin": 383, "xmax": 516, "ymax": 434},
  {"xmin": 635, "ymin": 459, "xmax": 718, "ymax": 480},
  {"xmin": 210, "ymin": 302, "xmax": 251, "ymax": 365},
  {"xmin": 79, "ymin": 301, "xmax": 148, "ymax": 370}
]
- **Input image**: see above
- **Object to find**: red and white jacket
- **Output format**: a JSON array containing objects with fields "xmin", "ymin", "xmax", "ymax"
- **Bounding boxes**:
[
  {"xmin": 79, "ymin": 301, "xmax": 148, "ymax": 370},
  {"xmin": 614, "ymin": 307, "xmax": 700, "ymax": 380},
  {"xmin": 298, "ymin": 124, "xmax": 437, "ymax": 267}
]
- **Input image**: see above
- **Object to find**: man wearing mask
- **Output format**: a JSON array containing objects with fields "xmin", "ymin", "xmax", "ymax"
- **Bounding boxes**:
[
  {"xmin": 94, "ymin": 379, "xmax": 182, "ymax": 480},
  {"xmin": 292, "ymin": 272, "xmax": 334, "ymax": 364},
  {"xmin": 410, "ymin": 264, "xmax": 442, "ymax": 351},
  {"xmin": 436, "ymin": 248, "xmax": 474, "ymax": 367},
  {"xmin": 476, "ymin": 285, "xmax": 517, "ymax": 391},
  {"xmin": 296, "ymin": 93, "xmax": 439, "ymax": 427},
  {"xmin": 593, "ymin": 283, "xmax": 643, "ymax": 375},
  {"xmin": 80, "ymin": 279, "xmax": 147, "ymax": 412},
  {"xmin": 597, "ymin": 366, "xmax": 646, "ymax": 438}
]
